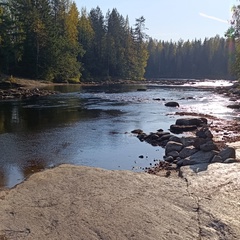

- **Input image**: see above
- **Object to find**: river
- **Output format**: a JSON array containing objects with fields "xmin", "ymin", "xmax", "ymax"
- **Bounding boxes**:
[{"xmin": 0, "ymin": 79, "xmax": 236, "ymax": 188}]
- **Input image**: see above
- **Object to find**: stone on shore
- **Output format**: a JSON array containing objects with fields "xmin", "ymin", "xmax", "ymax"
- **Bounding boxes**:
[
  {"xmin": 165, "ymin": 101, "xmax": 179, "ymax": 107},
  {"xmin": 0, "ymin": 164, "xmax": 239, "ymax": 240}
]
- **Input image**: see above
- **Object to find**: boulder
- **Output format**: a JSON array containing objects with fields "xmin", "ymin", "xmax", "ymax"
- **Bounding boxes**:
[
  {"xmin": 196, "ymin": 127, "xmax": 213, "ymax": 139},
  {"xmin": 165, "ymin": 141, "xmax": 183, "ymax": 155},
  {"xmin": 170, "ymin": 124, "xmax": 197, "ymax": 134},
  {"xmin": 137, "ymin": 133, "xmax": 147, "ymax": 141},
  {"xmin": 227, "ymin": 104, "xmax": 240, "ymax": 109},
  {"xmin": 157, "ymin": 131, "xmax": 171, "ymax": 138},
  {"xmin": 169, "ymin": 136, "xmax": 182, "ymax": 143},
  {"xmin": 200, "ymin": 141, "xmax": 219, "ymax": 152},
  {"xmin": 179, "ymin": 146, "xmax": 198, "ymax": 159},
  {"xmin": 163, "ymin": 156, "xmax": 174, "ymax": 163},
  {"xmin": 166, "ymin": 150, "xmax": 179, "ymax": 158},
  {"xmin": 193, "ymin": 137, "xmax": 210, "ymax": 150},
  {"xmin": 158, "ymin": 134, "xmax": 172, "ymax": 142},
  {"xmin": 176, "ymin": 118, "xmax": 207, "ymax": 127},
  {"xmin": 165, "ymin": 101, "xmax": 179, "ymax": 107},
  {"xmin": 218, "ymin": 147, "xmax": 236, "ymax": 161},
  {"xmin": 181, "ymin": 137, "xmax": 196, "ymax": 147},
  {"xmin": 211, "ymin": 155, "xmax": 223, "ymax": 163},
  {"xmin": 177, "ymin": 150, "xmax": 218, "ymax": 166}
]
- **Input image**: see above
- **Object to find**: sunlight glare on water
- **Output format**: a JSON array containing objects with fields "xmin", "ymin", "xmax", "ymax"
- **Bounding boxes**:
[{"xmin": 0, "ymin": 79, "xmax": 237, "ymax": 188}]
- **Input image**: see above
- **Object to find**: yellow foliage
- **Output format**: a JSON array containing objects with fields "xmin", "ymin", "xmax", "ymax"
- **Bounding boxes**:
[{"xmin": 65, "ymin": 2, "xmax": 79, "ymax": 46}]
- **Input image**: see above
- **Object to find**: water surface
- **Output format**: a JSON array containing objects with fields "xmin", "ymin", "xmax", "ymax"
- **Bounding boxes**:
[{"xmin": 0, "ymin": 80, "xmax": 236, "ymax": 188}]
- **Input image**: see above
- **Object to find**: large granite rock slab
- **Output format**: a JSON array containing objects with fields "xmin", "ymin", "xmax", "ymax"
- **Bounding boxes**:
[
  {"xmin": 180, "ymin": 163, "xmax": 240, "ymax": 240},
  {"xmin": 0, "ymin": 164, "xmax": 239, "ymax": 240}
]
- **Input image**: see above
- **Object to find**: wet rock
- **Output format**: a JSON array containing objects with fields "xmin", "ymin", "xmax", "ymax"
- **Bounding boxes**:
[
  {"xmin": 153, "ymin": 98, "xmax": 165, "ymax": 101},
  {"xmin": 169, "ymin": 135, "xmax": 182, "ymax": 143},
  {"xmin": 218, "ymin": 147, "xmax": 236, "ymax": 161},
  {"xmin": 179, "ymin": 146, "xmax": 198, "ymax": 159},
  {"xmin": 165, "ymin": 141, "xmax": 183, "ymax": 155},
  {"xmin": 227, "ymin": 104, "xmax": 240, "ymax": 109},
  {"xmin": 211, "ymin": 155, "xmax": 223, "ymax": 163},
  {"xmin": 229, "ymin": 97, "xmax": 237, "ymax": 102},
  {"xmin": 166, "ymin": 151, "xmax": 179, "ymax": 158},
  {"xmin": 200, "ymin": 141, "xmax": 219, "ymax": 152},
  {"xmin": 131, "ymin": 129, "xmax": 143, "ymax": 134},
  {"xmin": 158, "ymin": 131, "xmax": 171, "ymax": 137},
  {"xmin": 181, "ymin": 137, "xmax": 196, "ymax": 147},
  {"xmin": 165, "ymin": 101, "xmax": 179, "ymax": 107},
  {"xmin": 193, "ymin": 137, "xmax": 210, "ymax": 150},
  {"xmin": 164, "ymin": 156, "xmax": 174, "ymax": 163},
  {"xmin": 196, "ymin": 127, "xmax": 213, "ymax": 139},
  {"xmin": 137, "ymin": 133, "xmax": 147, "ymax": 141},
  {"xmin": 177, "ymin": 150, "xmax": 218, "ymax": 166},
  {"xmin": 223, "ymin": 158, "xmax": 237, "ymax": 163},
  {"xmin": 176, "ymin": 118, "xmax": 207, "ymax": 127},
  {"xmin": 147, "ymin": 133, "xmax": 159, "ymax": 140},
  {"xmin": 170, "ymin": 124, "xmax": 197, "ymax": 134},
  {"xmin": 158, "ymin": 134, "xmax": 172, "ymax": 142}
]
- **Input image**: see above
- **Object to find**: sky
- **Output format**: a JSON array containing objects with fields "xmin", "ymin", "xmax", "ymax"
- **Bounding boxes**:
[{"xmin": 75, "ymin": 0, "xmax": 235, "ymax": 42}]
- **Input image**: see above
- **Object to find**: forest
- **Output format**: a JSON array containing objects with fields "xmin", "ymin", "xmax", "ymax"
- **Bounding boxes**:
[{"xmin": 0, "ymin": 0, "xmax": 236, "ymax": 82}]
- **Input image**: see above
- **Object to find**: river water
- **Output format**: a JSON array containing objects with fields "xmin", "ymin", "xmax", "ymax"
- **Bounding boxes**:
[{"xmin": 0, "ymin": 80, "xmax": 236, "ymax": 188}]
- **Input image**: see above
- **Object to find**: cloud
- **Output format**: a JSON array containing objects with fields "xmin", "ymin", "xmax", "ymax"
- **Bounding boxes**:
[{"xmin": 199, "ymin": 12, "xmax": 228, "ymax": 24}]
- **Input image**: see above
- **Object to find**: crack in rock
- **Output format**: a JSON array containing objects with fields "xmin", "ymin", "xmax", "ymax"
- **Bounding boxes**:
[{"xmin": 182, "ymin": 174, "xmax": 238, "ymax": 240}]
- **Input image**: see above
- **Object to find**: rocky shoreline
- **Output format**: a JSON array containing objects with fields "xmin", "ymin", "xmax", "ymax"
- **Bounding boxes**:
[
  {"xmin": 0, "ymin": 78, "xmax": 58, "ymax": 100},
  {"xmin": 131, "ymin": 80, "xmax": 240, "ymax": 177},
  {"xmin": 0, "ymin": 78, "xmax": 240, "ymax": 239},
  {"xmin": 132, "ymin": 117, "xmax": 239, "ymax": 176},
  {"xmin": 0, "ymin": 87, "xmax": 57, "ymax": 100}
]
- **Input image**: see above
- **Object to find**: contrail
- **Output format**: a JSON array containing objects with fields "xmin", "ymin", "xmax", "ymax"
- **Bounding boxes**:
[{"xmin": 199, "ymin": 12, "xmax": 228, "ymax": 24}]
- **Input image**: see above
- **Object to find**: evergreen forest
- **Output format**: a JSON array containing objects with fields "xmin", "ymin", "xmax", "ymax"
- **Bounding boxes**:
[{"xmin": 0, "ymin": 0, "xmax": 235, "ymax": 82}]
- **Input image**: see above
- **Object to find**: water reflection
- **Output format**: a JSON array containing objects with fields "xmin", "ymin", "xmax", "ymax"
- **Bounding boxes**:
[
  {"xmin": 0, "ymin": 81, "xmax": 236, "ymax": 188},
  {"xmin": 0, "ymin": 97, "xmax": 125, "ymax": 133}
]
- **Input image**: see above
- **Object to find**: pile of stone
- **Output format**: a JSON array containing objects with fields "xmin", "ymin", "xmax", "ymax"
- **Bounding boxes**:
[
  {"xmin": 164, "ymin": 127, "xmax": 236, "ymax": 167},
  {"xmin": 132, "ymin": 117, "xmax": 238, "ymax": 170},
  {"xmin": 0, "ymin": 87, "xmax": 57, "ymax": 100},
  {"xmin": 132, "ymin": 129, "xmax": 173, "ymax": 147}
]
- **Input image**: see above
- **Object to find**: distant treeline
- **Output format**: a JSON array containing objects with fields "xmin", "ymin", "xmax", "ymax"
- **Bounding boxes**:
[
  {"xmin": 0, "ymin": 1, "xmax": 234, "ymax": 82},
  {"xmin": 146, "ymin": 36, "xmax": 233, "ymax": 79}
]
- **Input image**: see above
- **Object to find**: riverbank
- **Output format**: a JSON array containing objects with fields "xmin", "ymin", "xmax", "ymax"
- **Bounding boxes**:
[
  {"xmin": 0, "ymin": 163, "xmax": 239, "ymax": 239},
  {"xmin": 0, "ymin": 78, "xmax": 239, "ymax": 239}
]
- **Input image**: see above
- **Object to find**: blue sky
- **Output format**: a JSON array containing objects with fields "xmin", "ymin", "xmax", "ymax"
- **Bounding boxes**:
[{"xmin": 75, "ymin": 0, "xmax": 234, "ymax": 42}]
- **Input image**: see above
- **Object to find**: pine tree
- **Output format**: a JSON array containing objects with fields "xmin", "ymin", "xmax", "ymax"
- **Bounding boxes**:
[{"xmin": 133, "ymin": 16, "xmax": 148, "ymax": 79}]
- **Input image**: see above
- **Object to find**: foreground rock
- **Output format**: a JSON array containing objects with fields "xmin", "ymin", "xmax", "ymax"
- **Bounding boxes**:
[{"xmin": 0, "ymin": 164, "xmax": 239, "ymax": 239}]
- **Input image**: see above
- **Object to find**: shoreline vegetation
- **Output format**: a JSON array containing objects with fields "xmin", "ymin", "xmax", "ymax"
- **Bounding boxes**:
[{"xmin": 0, "ymin": 3, "xmax": 232, "ymax": 84}]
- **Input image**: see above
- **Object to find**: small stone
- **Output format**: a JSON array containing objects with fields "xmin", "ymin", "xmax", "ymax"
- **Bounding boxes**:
[
  {"xmin": 132, "ymin": 129, "xmax": 143, "ymax": 134},
  {"xmin": 164, "ymin": 156, "xmax": 174, "ymax": 163}
]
